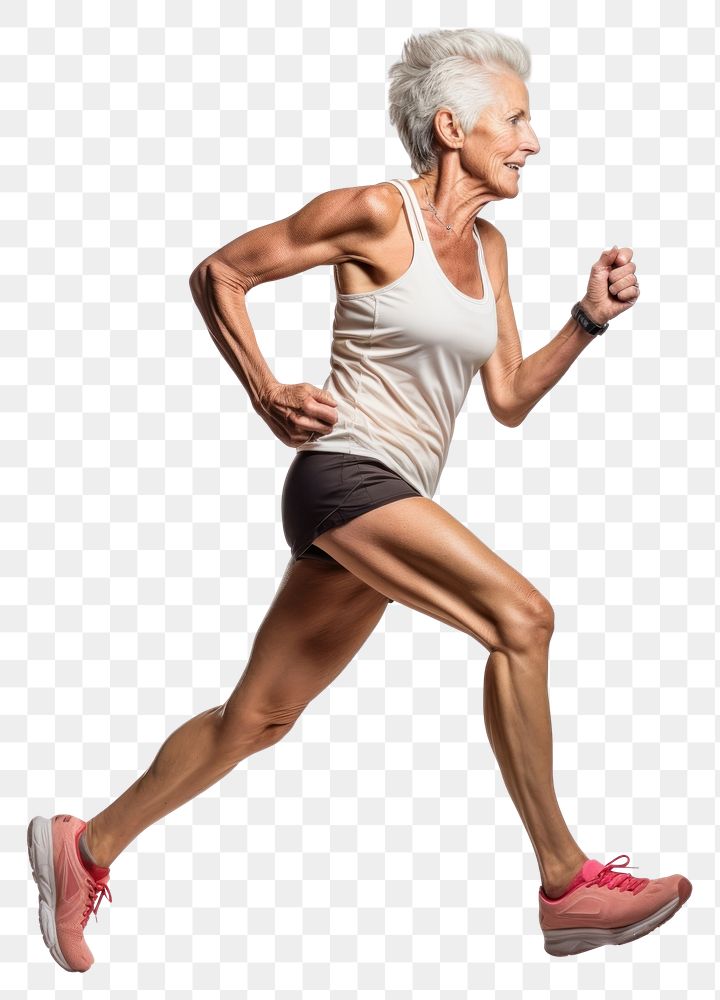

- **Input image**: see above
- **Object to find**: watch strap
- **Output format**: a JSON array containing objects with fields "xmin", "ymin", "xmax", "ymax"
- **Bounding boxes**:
[{"xmin": 571, "ymin": 301, "xmax": 609, "ymax": 336}]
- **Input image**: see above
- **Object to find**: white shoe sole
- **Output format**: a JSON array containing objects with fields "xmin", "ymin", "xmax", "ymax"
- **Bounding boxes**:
[
  {"xmin": 542, "ymin": 894, "xmax": 684, "ymax": 956},
  {"xmin": 27, "ymin": 815, "xmax": 75, "ymax": 972}
]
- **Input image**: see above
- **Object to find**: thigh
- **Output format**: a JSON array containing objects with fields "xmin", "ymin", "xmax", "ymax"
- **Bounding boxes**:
[
  {"xmin": 312, "ymin": 496, "xmax": 553, "ymax": 653},
  {"xmin": 281, "ymin": 451, "xmax": 421, "ymax": 596},
  {"xmin": 222, "ymin": 554, "xmax": 390, "ymax": 727}
]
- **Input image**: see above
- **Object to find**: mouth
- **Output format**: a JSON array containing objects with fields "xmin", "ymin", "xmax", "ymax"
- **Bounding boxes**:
[{"xmin": 504, "ymin": 162, "xmax": 522, "ymax": 172}]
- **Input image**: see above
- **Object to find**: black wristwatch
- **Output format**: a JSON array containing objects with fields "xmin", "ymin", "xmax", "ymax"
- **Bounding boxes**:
[{"xmin": 571, "ymin": 301, "xmax": 609, "ymax": 336}]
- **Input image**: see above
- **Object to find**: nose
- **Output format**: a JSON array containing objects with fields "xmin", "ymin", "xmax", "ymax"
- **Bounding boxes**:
[{"xmin": 521, "ymin": 132, "xmax": 540, "ymax": 158}]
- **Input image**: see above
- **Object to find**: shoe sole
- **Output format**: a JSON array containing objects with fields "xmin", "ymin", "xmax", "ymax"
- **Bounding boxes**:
[
  {"xmin": 27, "ymin": 816, "xmax": 75, "ymax": 973},
  {"xmin": 542, "ymin": 892, "xmax": 690, "ymax": 956}
]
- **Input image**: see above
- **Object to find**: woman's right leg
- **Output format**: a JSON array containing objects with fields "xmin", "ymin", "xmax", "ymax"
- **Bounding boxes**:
[
  {"xmin": 83, "ymin": 555, "xmax": 390, "ymax": 868},
  {"xmin": 310, "ymin": 495, "xmax": 589, "ymax": 897}
]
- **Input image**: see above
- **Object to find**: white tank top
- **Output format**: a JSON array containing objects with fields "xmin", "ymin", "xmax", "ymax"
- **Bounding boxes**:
[{"xmin": 295, "ymin": 177, "xmax": 498, "ymax": 498}]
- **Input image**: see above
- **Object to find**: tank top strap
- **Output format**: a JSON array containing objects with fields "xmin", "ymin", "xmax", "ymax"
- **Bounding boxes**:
[{"xmin": 387, "ymin": 178, "xmax": 426, "ymax": 244}]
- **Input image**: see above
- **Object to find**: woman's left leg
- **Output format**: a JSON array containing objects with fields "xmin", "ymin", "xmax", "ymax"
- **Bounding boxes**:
[{"xmin": 83, "ymin": 555, "xmax": 390, "ymax": 868}]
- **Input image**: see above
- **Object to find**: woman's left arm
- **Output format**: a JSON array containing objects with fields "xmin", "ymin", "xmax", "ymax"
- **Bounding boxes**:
[{"xmin": 479, "ymin": 229, "xmax": 639, "ymax": 427}]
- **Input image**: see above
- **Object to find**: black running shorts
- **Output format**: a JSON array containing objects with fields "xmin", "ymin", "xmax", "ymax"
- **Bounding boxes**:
[{"xmin": 281, "ymin": 451, "xmax": 423, "ymax": 600}]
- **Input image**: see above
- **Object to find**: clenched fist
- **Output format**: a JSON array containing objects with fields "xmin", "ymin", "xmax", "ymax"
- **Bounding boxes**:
[
  {"xmin": 580, "ymin": 245, "xmax": 640, "ymax": 327},
  {"xmin": 254, "ymin": 381, "xmax": 338, "ymax": 447}
]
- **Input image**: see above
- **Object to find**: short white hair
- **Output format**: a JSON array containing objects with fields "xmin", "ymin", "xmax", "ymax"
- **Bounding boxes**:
[{"xmin": 387, "ymin": 28, "xmax": 532, "ymax": 176}]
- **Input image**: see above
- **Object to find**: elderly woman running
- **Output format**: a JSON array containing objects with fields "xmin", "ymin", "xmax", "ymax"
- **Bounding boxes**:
[{"xmin": 28, "ymin": 28, "xmax": 690, "ymax": 972}]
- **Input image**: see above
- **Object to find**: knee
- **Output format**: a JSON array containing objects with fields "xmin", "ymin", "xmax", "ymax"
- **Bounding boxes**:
[
  {"xmin": 493, "ymin": 589, "xmax": 555, "ymax": 655},
  {"xmin": 215, "ymin": 703, "xmax": 305, "ymax": 761}
]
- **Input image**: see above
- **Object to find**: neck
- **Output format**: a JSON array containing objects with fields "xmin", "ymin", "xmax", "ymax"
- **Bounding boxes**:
[{"xmin": 416, "ymin": 166, "xmax": 500, "ymax": 237}]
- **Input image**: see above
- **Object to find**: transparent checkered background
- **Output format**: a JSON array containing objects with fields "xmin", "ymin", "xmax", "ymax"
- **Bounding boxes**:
[{"xmin": 3, "ymin": 1, "xmax": 718, "ymax": 995}]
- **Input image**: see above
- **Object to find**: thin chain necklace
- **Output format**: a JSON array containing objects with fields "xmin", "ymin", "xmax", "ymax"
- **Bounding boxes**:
[{"xmin": 422, "ymin": 180, "xmax": 457, "ymax": 236}]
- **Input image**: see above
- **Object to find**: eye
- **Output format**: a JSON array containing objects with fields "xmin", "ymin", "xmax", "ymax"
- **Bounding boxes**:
[{"xmin": 509, "ymin": 116, "xmax": 520, "ymax": 124}]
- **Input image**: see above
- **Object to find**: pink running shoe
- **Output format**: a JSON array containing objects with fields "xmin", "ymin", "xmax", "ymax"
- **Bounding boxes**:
[
  {"xmin": 27, "ymin": 814, "xmax": 112, "ymax": 972},
  {"xmin": 539, "ymin": 854, "xmax": 692, "ymax": 957}
]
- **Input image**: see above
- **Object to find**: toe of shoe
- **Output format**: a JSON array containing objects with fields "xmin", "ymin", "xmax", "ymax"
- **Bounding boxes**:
[
  {"xmin": 676, "ymin": 876, "xmax": 692, "ymax": 905},
  {"xmin": 56, "ymin": 923, "xmax": 94, "ymax": 973},
  {"xmin": 58, "ymin": 937, "xmax": 94, "ymax": 973},
  {"xmin": 654, "ymin": 873, "xmax": 693, "ymax": 906}
]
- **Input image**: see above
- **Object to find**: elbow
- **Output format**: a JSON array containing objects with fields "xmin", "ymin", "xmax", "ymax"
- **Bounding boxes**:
[
  {"xmin": 190, "ymin": 257, "xmax": 251, "ymax": 296},
  {"xmin": 492, "ymin": 400, "xmax": 524, "ymax": 428},
  {"xmin": 189, "ymin": 261, "xmax": 211, "ymax": 292},
  {"xmin": 501, "ymin": 411, "xmax": 525, "ymax": 428}
]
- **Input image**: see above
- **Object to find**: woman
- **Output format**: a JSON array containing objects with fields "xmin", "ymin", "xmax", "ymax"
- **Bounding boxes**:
[{"xmin": 28, "ymin": 28, "xmax": 690, "ymax": 972}]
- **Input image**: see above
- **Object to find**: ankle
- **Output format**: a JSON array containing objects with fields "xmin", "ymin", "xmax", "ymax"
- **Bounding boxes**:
[
  {"xmin": 83, "ymin": 819, "xmax": 115, "ymax": 869},
  {"xmin": 541, "ymin": 853, "xmax": 589, "ymax": 897}
]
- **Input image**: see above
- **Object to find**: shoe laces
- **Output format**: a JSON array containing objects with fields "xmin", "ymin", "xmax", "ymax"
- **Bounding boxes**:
[
  {"xmin": 584, "ymin": 853, "xmax": 649, "ymax": 894},
  {"xmin": 81, "ymin": 875, "xmax": 113, "ymax": 928}
]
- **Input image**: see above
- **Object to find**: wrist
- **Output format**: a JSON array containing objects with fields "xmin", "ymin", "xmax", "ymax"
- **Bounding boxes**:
[
  {"xmin": 578, "ymin": 298, "xmax": 606, "ymax": 327},
  {"xmin": 254, "ymin": 379, "xmax": 281, "ymax": 410},
  {"xmin": 572, "ymin": 300, "xmax": 609, "ymax": 337}
]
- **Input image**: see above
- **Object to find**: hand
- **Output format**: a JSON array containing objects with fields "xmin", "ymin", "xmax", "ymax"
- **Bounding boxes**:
[
  {"xmin": 580, "ymin": 245, "xmax": 640, "ymax": 326},
  {"xmin": 254, "ymin": 381, "xmax": 338, "ymax": 447}
]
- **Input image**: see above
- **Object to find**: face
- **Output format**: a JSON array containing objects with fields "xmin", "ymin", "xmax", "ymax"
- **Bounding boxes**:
[
  {"xmin": 470, "ymin": 71, "xmax": 540, "ymax": 194},
  {"xmin": 433, "ymin": 70, "xmax": 541, "ymax": 198}
]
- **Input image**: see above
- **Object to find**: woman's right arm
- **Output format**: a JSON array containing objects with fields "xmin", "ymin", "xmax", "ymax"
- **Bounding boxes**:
[{"xmin": 189, "ymin": 185, "xmax": 391, "ymax": 443}]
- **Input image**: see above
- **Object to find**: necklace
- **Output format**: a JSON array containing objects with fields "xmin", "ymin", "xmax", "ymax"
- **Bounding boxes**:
[{"xmin": 422, "ymin": 181, "xmax": 457, "ymax": 235}]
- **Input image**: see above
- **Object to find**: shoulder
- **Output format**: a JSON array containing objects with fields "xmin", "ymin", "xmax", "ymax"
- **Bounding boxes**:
[
  {"xmin": 475, "ymin": 217, "xmax": 507, "ymax": 254},
  {"xmin": 294, "ymin": 181, "xmax": 405, "ymax": 265},
  {"xmin": 306, "ymin": 181, "xmax": 403, "ymax": 231},
  {"xmin": 292, "ymin": 181, "xmax": 403, "ymax": 259},
  {"xmin": 340, "ymin": 180, "xmax": 405, "ymax": 235},
  {"xmin": 475, "ymin": 218, "xmax": 508, "ymax": 299}
]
